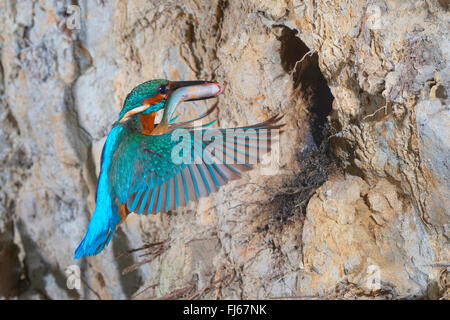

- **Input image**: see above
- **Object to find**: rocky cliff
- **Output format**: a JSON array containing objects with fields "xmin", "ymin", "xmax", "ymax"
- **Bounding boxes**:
[{"xmin": 0, "ymin": 0, "xmax": 448, "ymax": 299}]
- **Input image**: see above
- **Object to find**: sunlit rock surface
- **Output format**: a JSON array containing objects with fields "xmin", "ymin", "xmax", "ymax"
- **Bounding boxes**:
[{"xmin": 0, "ymin": 0, "xmax": 448, "ymax": 299}]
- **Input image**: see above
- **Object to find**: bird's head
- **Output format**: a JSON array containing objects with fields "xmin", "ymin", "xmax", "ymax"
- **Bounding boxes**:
[{"xmin": 118, "ymin": 79, "xmax": 221, "ymax": 122}]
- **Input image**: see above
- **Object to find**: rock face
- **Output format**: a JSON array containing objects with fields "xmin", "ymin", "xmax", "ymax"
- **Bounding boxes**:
[{"xmin": 0, "ymin": 0, "xmax": 448, "ymax": 299}]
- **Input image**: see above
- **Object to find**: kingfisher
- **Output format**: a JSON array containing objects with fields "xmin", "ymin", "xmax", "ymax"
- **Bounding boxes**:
[{"xmin": 75, "ymin": 79, "xmax": 283, "ymax": 259}]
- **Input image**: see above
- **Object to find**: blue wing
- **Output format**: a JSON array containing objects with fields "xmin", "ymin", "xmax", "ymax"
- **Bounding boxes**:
[{"xmin": 111, "ymin": 114, "xmax": 283, "ymax": 215}]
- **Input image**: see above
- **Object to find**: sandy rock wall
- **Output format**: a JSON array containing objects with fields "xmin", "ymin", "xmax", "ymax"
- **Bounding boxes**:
[{"xmin": 0, "ymin": 0, "xmax": 448, "ymax": 299}]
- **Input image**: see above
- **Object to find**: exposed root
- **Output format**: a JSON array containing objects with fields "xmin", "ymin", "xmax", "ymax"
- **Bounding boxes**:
[
  {"xmin": 152, "ymin": 270, "xmax": 235, "ymax": 300},
  {"xmin": 131, "ymin": 283, "xmax": 159, "ymax": 300},
  {"xmin": 187, "ymin": 270, "xmax": 235, "ymax": 300},
  {"xmin": 156, "ymin": 283, "xmax": 197, "ymax": 300},
  {"xmin": 362, "ymin": 105, "xmax": 388, "ymax": 120},
  {"xmin": 80, "ymin": 276, "xmax": 102, "ymax": 300},
  {"xmin": 117, "ymin": 240, "xmax": 167, "ymax": 259},
  {"xmin": 119, "ymin": 240, "xmax": 169, "ymax": 275},
  {"xmin": 268, "ymin": 124, "xmax": 337, "ymax": 227},
  {"xmin": 289, "ymin": 49, "xmax": 316, "ymax": 76}
]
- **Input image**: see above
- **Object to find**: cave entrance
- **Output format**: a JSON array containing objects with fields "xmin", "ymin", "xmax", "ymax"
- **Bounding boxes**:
[
  {"xmin": 278, "ymin": 27, "xmax": 334, "ymax": 146},
  {"xmin": 268, "ymin": 26, "xmax": 335, "ymax": 225}
]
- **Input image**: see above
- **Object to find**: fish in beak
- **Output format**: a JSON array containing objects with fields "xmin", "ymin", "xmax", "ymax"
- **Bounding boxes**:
[
  {"xmin": 160, "ymin": 81, "xmax": 222, "ymax": 125},
  {"xmin": 167, "ymin": 81, "xmax": 222, "ymax": 102}
]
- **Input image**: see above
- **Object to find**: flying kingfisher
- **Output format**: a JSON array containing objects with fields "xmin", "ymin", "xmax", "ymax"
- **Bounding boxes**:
[{"xmin": 75, "ymin": 79, "xmax": 283, "ymax": 259}]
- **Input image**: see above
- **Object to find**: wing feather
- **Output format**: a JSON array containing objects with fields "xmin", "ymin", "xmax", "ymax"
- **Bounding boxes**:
[{"xmin": 109, "ymin": 114, "xmax": 283, "ymax": 216}]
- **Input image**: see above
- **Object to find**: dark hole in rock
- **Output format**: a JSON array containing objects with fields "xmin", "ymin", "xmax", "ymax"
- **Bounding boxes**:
[
  {"xmin": 278, "ymin": 27, "xmax": 334, "ymax": 146},
  {"xmin": 437, "ymin": 0, "xmax": 449, "ymax": 11},
  {"xmin": 266, "ymin": 27, "xmax": 336, "ymax": 228}
]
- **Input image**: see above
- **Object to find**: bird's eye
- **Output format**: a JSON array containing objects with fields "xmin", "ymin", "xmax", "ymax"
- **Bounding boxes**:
[{"xmin": 159, "ymin": 85, "xmax": 168, "ymax": 94}]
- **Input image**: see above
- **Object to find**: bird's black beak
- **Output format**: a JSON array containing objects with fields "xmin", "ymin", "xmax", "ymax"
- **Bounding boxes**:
[{"xmin": 168, "ymin": 80, "xmax": 222, "ymax": 101}]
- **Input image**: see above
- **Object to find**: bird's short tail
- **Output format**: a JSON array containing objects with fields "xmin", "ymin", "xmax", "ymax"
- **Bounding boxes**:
[{"xmin": 74, "ymin": 218, "xmax": 116, "ymax": 259}]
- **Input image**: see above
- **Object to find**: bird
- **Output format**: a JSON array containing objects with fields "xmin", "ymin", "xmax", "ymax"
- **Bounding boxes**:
[{"xmin": 74, "ymin": 79, "xmax": 283, "ymax": 259}]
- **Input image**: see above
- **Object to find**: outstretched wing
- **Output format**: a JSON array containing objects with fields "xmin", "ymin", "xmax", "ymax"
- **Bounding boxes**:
[{"xmin": 110, "ymin": 115, "xmax": 283, "ymax": 215}]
